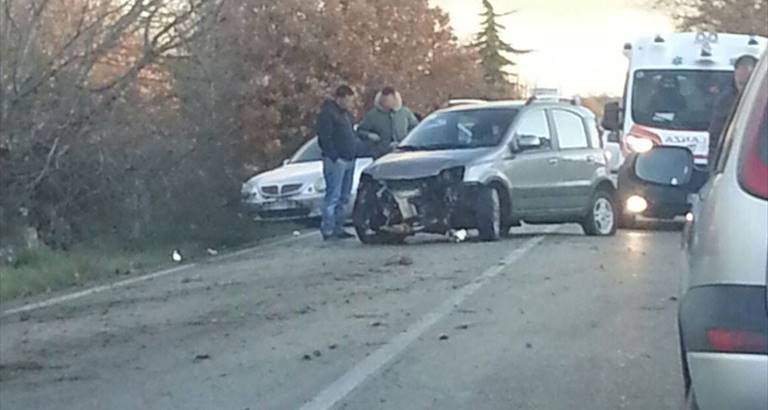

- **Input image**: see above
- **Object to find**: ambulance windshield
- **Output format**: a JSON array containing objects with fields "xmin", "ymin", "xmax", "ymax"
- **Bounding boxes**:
[{"xmin": 631, "ymin": 69, "xmax": 733, "ymax": 131}]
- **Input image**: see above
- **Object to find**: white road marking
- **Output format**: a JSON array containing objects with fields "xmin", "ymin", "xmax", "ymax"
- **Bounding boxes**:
[
  {"xmin": 1, "ymin": 231, "xmax": 319, "ymax": 317},
  {"xmin": 300, "ymin": 231, "xmax": 552, "ymax": 410}
]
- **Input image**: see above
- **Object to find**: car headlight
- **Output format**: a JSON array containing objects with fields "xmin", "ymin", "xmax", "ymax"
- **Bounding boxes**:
[
  {"xmin": 313, "ymin": 177, "xmax": 326, "ymax": 193},
  {"xmin": 626, "ymin": 134, "xmax": 655, "ymax": 153},
  {"xmin": 439, "ymin": 166, "xmax": 465, "ymax": 182}
]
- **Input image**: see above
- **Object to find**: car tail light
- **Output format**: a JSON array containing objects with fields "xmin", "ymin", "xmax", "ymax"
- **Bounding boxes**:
[
  {"xmin": 706, "ymin": 328, "xmax": 768, "ymax": 353},
  {"xmin": 680, "ymin": 286, "xmax": 768, "ymax": 355},
  {"xmin": 738, "ymin": 71, "xmax": 768, "ymax": 200}
]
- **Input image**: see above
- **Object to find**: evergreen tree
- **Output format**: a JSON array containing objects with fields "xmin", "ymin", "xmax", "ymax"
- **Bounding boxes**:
[{"xmin": 474, "ymin": 0, "xmax": 530, "ymax": 91}]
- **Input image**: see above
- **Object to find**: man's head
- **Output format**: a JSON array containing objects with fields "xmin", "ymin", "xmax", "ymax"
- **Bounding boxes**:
[
  {"xmin": 334, "ymin": 85, "xmax": 355, "ymax": 111},
  {"xmin": 734, "ymin": 55, "xmax": 758, "ymax": 91},
  {"xmin": 379, "ymin": 86, "xmax": 398, "ymax": 111}
]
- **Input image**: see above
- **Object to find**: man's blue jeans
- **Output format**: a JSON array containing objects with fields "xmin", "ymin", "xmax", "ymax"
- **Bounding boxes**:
[{"xmin": 321, "ymin": 157, "xmax": 355, "ymax": 238}]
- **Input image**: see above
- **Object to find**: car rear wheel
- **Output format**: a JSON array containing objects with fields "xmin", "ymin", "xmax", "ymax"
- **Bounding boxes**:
[
  {"xmin": 476, "ymin": 187, "xmax": 502, "ymax": 242},
  {"xmin": 582, "ymin": 190, "xmax": 617, "ymax": 236}
]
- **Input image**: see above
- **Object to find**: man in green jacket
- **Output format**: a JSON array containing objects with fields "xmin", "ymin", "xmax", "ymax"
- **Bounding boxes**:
[{"xmin": 358, "ymin": 86, "xmax": 419, "ymax": 158}]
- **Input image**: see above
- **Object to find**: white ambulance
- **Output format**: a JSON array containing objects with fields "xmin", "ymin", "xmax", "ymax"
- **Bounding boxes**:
[{"xmin": 602, "ymin": 32, "xmax": 766, "ymax": 222}]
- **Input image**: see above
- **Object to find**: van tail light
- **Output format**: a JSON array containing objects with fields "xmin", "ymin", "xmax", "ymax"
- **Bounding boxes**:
[
  {"xmin": 738, "ymin": 72, "xmax": 768, "ymax": 200},
  {"xmin": 706, "ymin": 328, "xmax": 768, "ymax": 353}
]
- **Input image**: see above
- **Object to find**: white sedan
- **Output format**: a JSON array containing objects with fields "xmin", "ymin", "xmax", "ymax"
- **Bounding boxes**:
[{"xmin": 241, "ymin": 137, "xmax": 374, "ymax": 221}]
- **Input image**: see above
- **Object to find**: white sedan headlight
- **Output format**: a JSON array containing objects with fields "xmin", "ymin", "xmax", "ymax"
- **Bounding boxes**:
[{"xmin": 313, "ymin": 177, "xmax": 326, "ymax": 193}]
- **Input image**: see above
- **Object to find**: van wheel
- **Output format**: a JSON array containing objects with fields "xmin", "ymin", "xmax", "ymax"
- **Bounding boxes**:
[
  {"xmin": 476, "ymin": 187, "xmax": 502, "ymax": 241},
  {"xmin": 582, "ymin": 190, "xmax": 617, "ymax": 236}
]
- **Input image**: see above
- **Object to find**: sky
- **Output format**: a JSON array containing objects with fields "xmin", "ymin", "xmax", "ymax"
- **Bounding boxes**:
[{"xmin": 431, "ymin": 0, "xmax": 675, "ymax": 96}]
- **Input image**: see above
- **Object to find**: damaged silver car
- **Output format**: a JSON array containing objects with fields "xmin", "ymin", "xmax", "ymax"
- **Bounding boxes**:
[{"xmin": 353, "ymin": 99, "xmax": 617, "ymax": 244}]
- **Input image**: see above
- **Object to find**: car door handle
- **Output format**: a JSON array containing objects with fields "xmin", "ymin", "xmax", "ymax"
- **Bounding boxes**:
[
  {"xmin": 548, "ymin": 158, "xmax": 559, "ymax": 166},
  {"xmin": 586, "ymin": 155, "xmax": 595, "ymax": 163}
]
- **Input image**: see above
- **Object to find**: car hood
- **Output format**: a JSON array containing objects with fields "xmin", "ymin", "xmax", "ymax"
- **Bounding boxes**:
[
  {"xmin": 364, "ymin": 148, "xmax": 494, "ymax": 180},
  {"xmin": 245, "ymin": 161, "xmax": 321, "ymax": 187}
]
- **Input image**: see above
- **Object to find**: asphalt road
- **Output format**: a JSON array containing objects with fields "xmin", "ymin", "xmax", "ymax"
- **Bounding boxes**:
[{"xmin": 0, "ymin": 224, "xmax": 685, "ymax": 410}]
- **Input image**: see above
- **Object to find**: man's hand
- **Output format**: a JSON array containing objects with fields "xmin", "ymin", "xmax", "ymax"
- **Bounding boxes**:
[{"xmin": 362, "ymin": 131, "xmax": 381, "ymax": 142}]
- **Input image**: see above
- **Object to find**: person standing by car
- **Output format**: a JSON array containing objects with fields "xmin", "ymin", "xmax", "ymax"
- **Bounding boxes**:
[
  {"xmin": 316, "ymin": 85, "xmax": 358, "ymax": 241},
  {"xmin": 358, "ymin": 86, "xmax": 420, "ymax": 158},
  {"xmin": 707, "ymin": 54, "xmax": 758, "ymax": 165}
]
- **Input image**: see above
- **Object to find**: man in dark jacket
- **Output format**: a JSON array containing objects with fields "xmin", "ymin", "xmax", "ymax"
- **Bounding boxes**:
[
  {"xmin": 358, "ymin": 87, "xmax": 419, "ymax": 158},
  {"xmin": 707, "ymin": 54, "xmax": 758, "ymax": 166},
  {"xmin": 316, "ymin": 85, "xmax": 358, "ymax": 240}
]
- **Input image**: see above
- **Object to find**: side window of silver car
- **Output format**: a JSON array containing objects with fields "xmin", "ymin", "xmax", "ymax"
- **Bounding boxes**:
[{"xmin": 515, "ymin": 110, "xmax": 553, "ymax": 150}]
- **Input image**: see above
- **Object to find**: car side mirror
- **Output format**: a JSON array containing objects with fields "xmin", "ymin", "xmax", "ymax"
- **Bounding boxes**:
[
  {"xmin": 517, "ymin": 134, "xmax": 543, "ymax": 150},
  {"xmin": 633, "ymin": 146, "xmax": 694, "ymax": 186},
  {"xmin": 602, "ymin": 102, "xmax": 622, "ymax": 131}
]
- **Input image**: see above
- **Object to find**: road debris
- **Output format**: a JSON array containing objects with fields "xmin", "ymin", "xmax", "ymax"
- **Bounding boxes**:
[
  {"xmin": 172, "ymin": 250, "xmax": 183, "ymax": 263},
  {"xmin": 525, "ymin": 342, "xmax": 533, "ymax": 349},
  {"xmin": 19, "ymin": 312, "xmax": 31, "ymax": 322},
  {"xmin": 292, "ymin": 231, "xmax": 301, "ymax": 237},
  {"xmin": 446, "ymin": 229, "xmax": 468, "ymax": 243},
  {"xmin": 438, "ymin": 333, "xmax": 449, "ymax": 341},
  {"xmin": 312, "ymin": 350, "xmax": 322, "ymax": 358},
  {"xmin": 328, "ymin": 344, "xmax": 338, "ymax": 350},
  {"xmin": 385, "ymin": 255, "xmax": 414, "ymax": 266},
  {"xmin": 302, "ymin": 354, "xmax": 313, "ymax": 361},
  {"xmin": 669, "ymin": 296, "xmax": 678, "ymax": 301},
  {"xmin": 455, "ymin": 323, "xmax": 470, "ymax": 330},
  {"xmin": 193, "ymin": 353, "xmax": 211, "ymax": 362},
  {"xmin": 206, "ymin": 248, "xmax": 219, "ymax": 256},
  {"xmin": 370, "ymin": 321, "xmax": 384, "ymax": 327}
]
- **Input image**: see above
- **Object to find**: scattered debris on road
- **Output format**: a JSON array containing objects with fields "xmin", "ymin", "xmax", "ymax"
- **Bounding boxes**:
[
  {"xmin": 669, "ymin": 296, "xmax": 678, "ymax": 301},
  {"xmin": 446, "ymin": 229, "xmax": 468, "ymax": 243},
  {"xmin": 181, "ymin": 276, "xmax": 203, "ymax": 284},
  {"xmin": 206, "ymin": 248, "xmax": 219, "ymax": 256},
  {"xmin": 19, "ymin": 312, "xmax": 31, "ymax": 322},
  {"xmin": 328, "ymin": 344, "xmax": 338, "ymax": 350},
  {"xmin": 455, "ymin": 323, "xmax": 470, "ymax": 330},
  {"xmin": 438, "ymin": 333, "xmax": 449, "ymax": 341},
  {"xmin": 302, "ymin": 354, "xmax": 313, "ymax": 361},
  {"xmin": 292, "ymin": 231, "xmax": 301, "ymax": 237},
  {"xmin": 385, "ymin": 255, "xmax": 414, "ymax": 267},
  {"xmin": 172, "ymin": 249, "xmax": 183, "ymax": 263},
  {"xmin": 370, "ymin": 321, "xmax": 385, "ymax": 327},
  {"xmin": 525, "ymin": 342, "xmax": 533, "ymax": 349},
  {"xmin": 312, "ymin": 350, "xmax": 322, "ymax": 358},
  {"xmin": 193, "ymin": 354, "xmax": 211, "ymax": 362}
]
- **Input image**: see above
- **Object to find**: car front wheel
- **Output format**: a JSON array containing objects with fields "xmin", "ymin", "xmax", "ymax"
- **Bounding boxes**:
[
  {"xmin": 476, "ymin": 186, "xmax": 502, "ymax": 242},
  {"xmin": 582, "ymin": 190, "xmax": 617, "ymax": 236}
]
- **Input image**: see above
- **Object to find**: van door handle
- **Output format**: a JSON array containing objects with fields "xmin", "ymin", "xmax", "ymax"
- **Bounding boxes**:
[{"xmin": 548, "ymin": 158, "xmax": 559, "ymax": 166}]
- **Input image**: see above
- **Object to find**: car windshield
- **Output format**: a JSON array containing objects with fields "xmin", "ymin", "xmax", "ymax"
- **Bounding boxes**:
[
  {"xmin": 290, "ymin": 138, "xmax": 323, "ymax": 163},
  {"xmin": 291, "ymin": 138, "xmax": 372, "ymax": 163},
  {"xmin": 631, "ymin": 69, "xmax": 733, "ymax": 131},
  {"xmin": 399, "ymin": 108, "xmax": 519, "ymax": 150}
]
